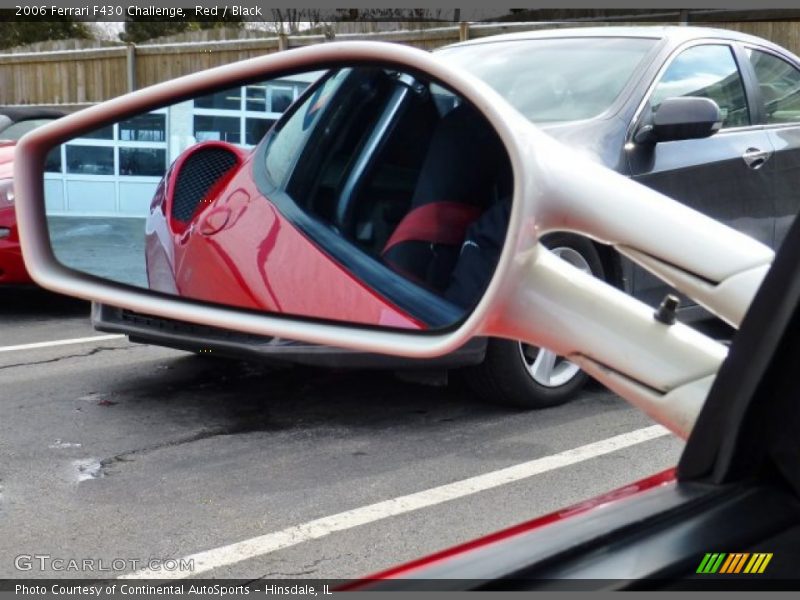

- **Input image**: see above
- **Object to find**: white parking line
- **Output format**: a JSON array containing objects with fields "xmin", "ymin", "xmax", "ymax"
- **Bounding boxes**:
[
  {"xmin": 0, "ymin": 334, "xmax": 125, "ymax": 353},
  {"xmin": 121, "ymin": 424, "xmax": 671, "ymax": 579}
]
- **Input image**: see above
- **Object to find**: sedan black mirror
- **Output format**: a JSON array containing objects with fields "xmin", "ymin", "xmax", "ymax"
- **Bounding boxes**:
[
  {"xmin": 15, "ymin": 42, "xmax": 773, "ymax": 439},
  {"xmin": 634, "ymin": 96, "xmax": 722, "ymax": 144}
]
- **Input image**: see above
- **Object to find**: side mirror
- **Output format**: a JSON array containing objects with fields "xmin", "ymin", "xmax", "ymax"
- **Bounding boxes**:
[
  {"xmin": 634, "ymin": 96, "xmax": 722, "ymax": 145},
  {"xmin": 15, "ymin": 42, "xmax": 773, "ymax": 439}
]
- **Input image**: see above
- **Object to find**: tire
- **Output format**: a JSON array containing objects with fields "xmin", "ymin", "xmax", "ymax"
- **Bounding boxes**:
[{"xmin": 461, "ymin": 233, "xmax": 607, "ymax": 409}]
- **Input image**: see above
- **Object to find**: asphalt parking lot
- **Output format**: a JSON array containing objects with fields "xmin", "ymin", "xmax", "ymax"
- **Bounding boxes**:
[
  {"xmin": 0, "ymin": 288, "xmax": 686, "ymax": 582},
  {"xmin": 48, "ymin": 217, "xmax": 147, "ymax": 288}
]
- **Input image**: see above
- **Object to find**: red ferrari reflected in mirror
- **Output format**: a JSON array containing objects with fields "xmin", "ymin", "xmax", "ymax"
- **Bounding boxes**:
[{"xmin": 44, "ymin": 67, "xmax": 513, "ymax": 332}]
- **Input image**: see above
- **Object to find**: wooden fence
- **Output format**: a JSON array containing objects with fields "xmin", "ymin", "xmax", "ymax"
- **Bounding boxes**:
[
  {"xmin": 0, "ymin": 26, "xmax": 458, "ymax": 105},
  {"xmin": 3, "ymin": 20, "xmax": 800, "ymax": 106}
]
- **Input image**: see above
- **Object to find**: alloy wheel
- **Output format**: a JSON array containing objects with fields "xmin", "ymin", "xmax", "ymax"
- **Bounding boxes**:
[{"xmin": 519, "ymin": 246, "xmax": 592, "ymax": 388}]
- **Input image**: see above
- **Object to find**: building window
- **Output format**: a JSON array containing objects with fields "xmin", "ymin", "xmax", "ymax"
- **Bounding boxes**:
[
  {"xmin": 65, "ymin": 145, "xmax": 114, "ymax": 175},
  {"xmin": 120, "ymin": 147, "xmax": 167, "ymax": 176},
  {"xmin": 44, "ymin": 147, "xmax": 62, "ymax": 173},
  {"xmin": 270, "ymin": 86, "xmax": 295, "ymax": 112},
  {"xmin": 79, "ymin": 124, "xmax": 114, "ymax": 140},
  {"xmin": 194, "ymin": 78, "xmax": 313, "ymax": 149},
  {"xmin": 195, "ymin": 88, "xmax": 242, "ymax": 111},
  {"xmin": 54, "ymin": 110, "xmax": 168, "ymax": 178},
  {"xmin": 119, "ymin": 114, "xmax": 166, "ymax": 142},
  {"xmin": 194, "ymin": 115, "xmax": 241, "ymax": 144},
  {"xmin": 245, "ymin": 84, "xmax": 268, "ymax": 112}
]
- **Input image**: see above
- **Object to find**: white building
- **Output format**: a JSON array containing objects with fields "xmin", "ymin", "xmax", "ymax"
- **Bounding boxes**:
[{"xmin": 43, "ymin": 74, "xmax": 318, "ymax": 217}]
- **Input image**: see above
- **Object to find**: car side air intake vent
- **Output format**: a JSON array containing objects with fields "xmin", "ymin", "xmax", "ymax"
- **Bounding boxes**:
[{"xmin": 171, "ymin": 148, "xmax": 239, "ymax": 222}]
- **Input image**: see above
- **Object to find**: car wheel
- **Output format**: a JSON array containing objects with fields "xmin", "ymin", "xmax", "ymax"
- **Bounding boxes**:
[{"xmin": 461, "ymin": 234, "xmax": 607, "ymax": 409}]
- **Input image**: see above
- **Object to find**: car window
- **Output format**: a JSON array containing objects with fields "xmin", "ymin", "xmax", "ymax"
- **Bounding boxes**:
[
  {"xmin": 264, "ymin": 69, "xmax": 348, "ymax": 189},
  {"xmin": 650, "ymin": 44, "xmax": 750, "ymax": 129},
  {"xmin": 0, "ymin": 118, "xmax": 57, "ymax": 141},
  {"xmin": 746, "ymin": 48, "xmax": 800, "ymax": 124},
  {"xmin": 436, "ymin": 37, "xmax": 657, "ymax": 123},
  {"xmin": 273, "ymin": 68, "xmax": 460, "ymax": 236}
]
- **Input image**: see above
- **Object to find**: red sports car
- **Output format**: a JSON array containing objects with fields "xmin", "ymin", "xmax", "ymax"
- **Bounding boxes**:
[{"xmin": 0, "ymin": 108, "xmax": 65, "ymax": 285}]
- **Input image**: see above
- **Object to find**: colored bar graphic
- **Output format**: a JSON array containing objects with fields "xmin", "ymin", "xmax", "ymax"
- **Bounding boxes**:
[
  {"xmin": 744, "ymin": 554, "xmax": 761, "ymax": 574},
  {"xmin": 719, "ymin": 554, "xmax": 736, "ymax": 574},
  {"xmin": 733, "ymin": 553, "xmax": 749, "ymax": 573},
  {"xmin": 697, "ymin": 553, "xmax": 727, "ymax": 574},
  {"xmin": 697, "ymin": 553, "xmax": 714, "ymax": 574},
  {"xmin": 698, "ymin": 552, "xmax": 773, "ymax": 574},
  {"xmin": 744, "ymin": 553, "xmax": 773, "ymax": 574},
  {"xmin": 711, "ymin": 553, "xmax": 726, "ymax": 574}
]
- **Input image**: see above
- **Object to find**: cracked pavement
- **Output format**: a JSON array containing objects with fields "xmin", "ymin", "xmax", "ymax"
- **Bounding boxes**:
[{"xmin": 0, "ymin": 288, "xmax": 685, "ymax": 580}]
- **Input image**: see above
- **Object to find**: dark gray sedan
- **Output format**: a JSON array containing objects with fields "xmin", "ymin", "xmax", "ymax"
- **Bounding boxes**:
[{"xmin": 94, "ymin": 25, "xmax": 800, "ymax": 408}]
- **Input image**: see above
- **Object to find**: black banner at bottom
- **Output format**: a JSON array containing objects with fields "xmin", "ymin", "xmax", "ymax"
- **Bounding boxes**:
[{"xmin": 2, "ymin": 577, "xmax": 800, "ymax": 596}]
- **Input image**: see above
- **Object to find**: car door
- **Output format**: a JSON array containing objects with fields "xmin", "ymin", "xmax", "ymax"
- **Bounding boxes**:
[
  {"xmin": 742, "ymin": 45, "xmax": 800, "ymax": 249},
  {"xmin": 627, "ymin": 42, "xmax": 775, "ymax": 308}
]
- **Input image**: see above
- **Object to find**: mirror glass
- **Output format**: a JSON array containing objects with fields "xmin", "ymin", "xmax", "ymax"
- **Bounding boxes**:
[{"xmin": 43, "ymin": 66, "xmax": 513, "ymax": 330}]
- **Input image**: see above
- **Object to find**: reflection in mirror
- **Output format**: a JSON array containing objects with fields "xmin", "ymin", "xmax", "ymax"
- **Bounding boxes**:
[{"xmin": 44, "ymin": 67, "xmax": 513, "ymax": 330}]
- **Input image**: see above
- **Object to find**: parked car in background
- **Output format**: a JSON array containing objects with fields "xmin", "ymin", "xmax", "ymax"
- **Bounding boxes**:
[
  {"xmin": 93, "ymin": 26, "xmax": 800, "ymax": 408},
  {"xmin": 0, "ymin": 107, "xmax": 65, "ymax": 285}
]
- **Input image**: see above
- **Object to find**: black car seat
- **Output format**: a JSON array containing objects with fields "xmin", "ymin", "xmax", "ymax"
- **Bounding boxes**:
[{"xmin": 381, "ymin": 102, "xmax": 509, "ymax": 292}]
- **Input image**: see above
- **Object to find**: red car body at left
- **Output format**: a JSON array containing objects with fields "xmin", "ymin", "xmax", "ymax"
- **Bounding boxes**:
[
  {"xmin": 145, "ymin": 141, "xmax": 425, "ymax": 330},
  {"xmin": 346, "ymin": 468, "xmax": 678, "ymax": 587},
  {"xmin": 0, "ymin": 142, "xmax": 32, "ymax": 285}
]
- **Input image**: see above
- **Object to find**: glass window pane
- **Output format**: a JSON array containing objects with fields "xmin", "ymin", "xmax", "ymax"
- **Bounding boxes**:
[
  {"xmin": 119, "ymin": 147, "xmax": 166, "ymax": 176},
  {"xmin": 65, "ymin": 145, "xmax": 114, "ymax": 175},
  {"xmin": 78, "ymin": 125, "xmax": 114, "ymax": 140},
  {"xmin": 436, "ymin": 37, "xmax": 657, "ymax": 123},
  {"xmin": 651, "ymin": 45, "xmax": 749, "ymax": 128},
  {"xmin": 193, "ymin": 115, "xmax": 241, "ymax": 144},
  {"xmin": 119, "ymin": 113, "xmax": 166, "ymax": 142},
  {"xmin": 245, "ymin": 118, "xmax": 276, "ymax": 145},
  {"xmin": 194, "ymin": 87, "xmax": 242, "ymax": 111},
  {"xmin": 44, "ymin": 147, "xmax": 62, "ymax": 173},
  {"xmin": 246, "ymin": 84, "xmax": 268, "ymax": 112},
  {"xmin": 265, "ymin": 69, "xmax": 346, "ymax": 187},
  {"xmin": 270, "ymin": 86, "xmax": 295, "ymax": 113},
  {"xmin": 747, "ymin": 49, "xmax": 800, "ymax": 124}
]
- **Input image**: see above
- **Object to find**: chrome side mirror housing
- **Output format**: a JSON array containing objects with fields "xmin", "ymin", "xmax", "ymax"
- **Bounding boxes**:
[{"xmin": 15, "ymin": 41, "xmax": 774, "ymax": 438}]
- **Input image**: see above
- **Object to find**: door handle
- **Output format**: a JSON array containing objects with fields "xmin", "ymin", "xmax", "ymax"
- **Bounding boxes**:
[{"xmin": 742, "ymin": 147, "xmax": 772, "ymax": 169}]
